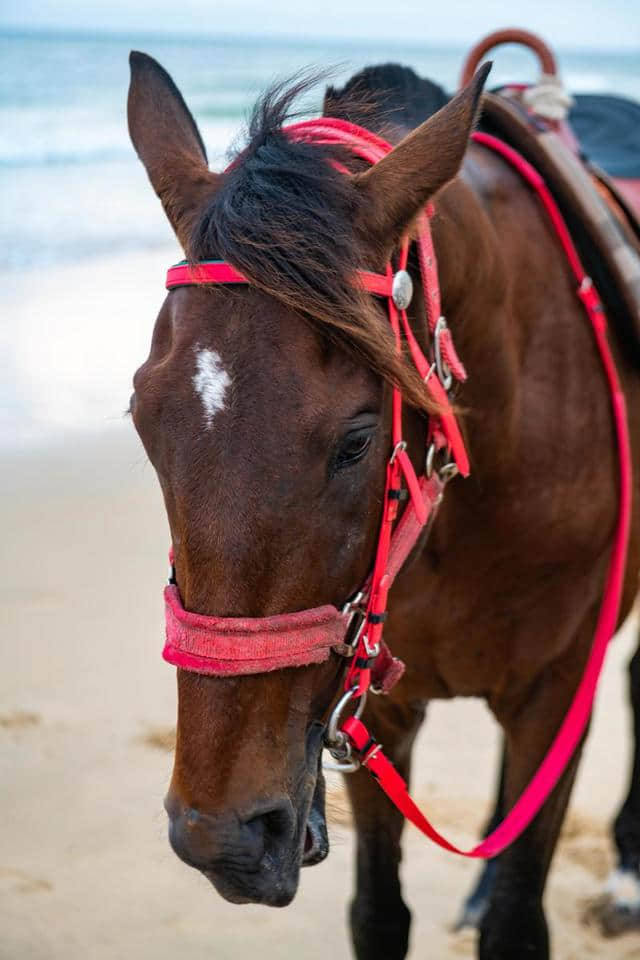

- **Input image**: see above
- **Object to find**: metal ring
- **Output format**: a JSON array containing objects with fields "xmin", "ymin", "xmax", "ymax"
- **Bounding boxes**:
[
  {"xmin": 322, "ymin": 750, "xmax": 360, "ymax": 774},
  {"xmin": 439, "ymin": 462, "xmax": 459, "ymax": 483},
  {"xmin": 426, "ymin": 442, "xmax": 459, "ymax": 485},
  {"xmin": 325, "ymin": 687, "xmax": 367, "ymax": 748}
]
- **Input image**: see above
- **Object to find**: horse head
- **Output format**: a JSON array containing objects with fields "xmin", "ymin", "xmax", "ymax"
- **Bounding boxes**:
[{"xmin": 127, "ymin": 52, "xmax": 486, "ymax": 906}]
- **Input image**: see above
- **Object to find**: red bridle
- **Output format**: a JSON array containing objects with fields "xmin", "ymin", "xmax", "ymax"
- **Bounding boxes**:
[
  {"xmin": 160, "ymin": 118, "xmax": 632, "ymax": 861},
  {"xmin": 163, "ymin": 117, "xmax": 469, "ymax": 696}
]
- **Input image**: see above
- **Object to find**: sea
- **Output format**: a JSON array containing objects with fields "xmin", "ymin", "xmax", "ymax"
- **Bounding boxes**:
[
  {"xmin": 1, "ymin": 28, "xmax": 639, "ymax": 445},
  {"xmin": 3, "ymin": 28, "xmax": 640, "ymax": 271}
]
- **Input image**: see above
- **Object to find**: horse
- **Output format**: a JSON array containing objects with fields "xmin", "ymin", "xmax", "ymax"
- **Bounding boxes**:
[{"xmin": 126, "ymin": 50, "xmax": 640, "ymax": 959}]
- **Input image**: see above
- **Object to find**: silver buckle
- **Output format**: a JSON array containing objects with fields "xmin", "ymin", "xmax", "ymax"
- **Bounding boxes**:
[
  {"xmin": 434, "ymin": 316, "xmax": 453, "ymax": 391},
  {"xmin": 342, "ymin": 592, "xmax": 367, "ymax": 651},
  {"xmin": 362, "ymin": 632, "xmax": 380, "ymax": 658}
]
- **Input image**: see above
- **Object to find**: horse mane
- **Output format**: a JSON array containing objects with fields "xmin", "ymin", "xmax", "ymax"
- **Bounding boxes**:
[
  {"xmin": 189, "ymin": 71, "xmax": 441, "ymax": 412},
  {"xmin": 324, "ymin": 63, "xmax": 449, "ymax": 132}
]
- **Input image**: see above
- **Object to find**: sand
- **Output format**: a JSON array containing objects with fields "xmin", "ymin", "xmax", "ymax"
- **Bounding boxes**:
[
  {"xmin": 2, "ymin": 425, "xmax": 639, "ymax": 960},
  {"xmin": 2, "ymin": 248, "xmax": 639, "ymax": 958}
]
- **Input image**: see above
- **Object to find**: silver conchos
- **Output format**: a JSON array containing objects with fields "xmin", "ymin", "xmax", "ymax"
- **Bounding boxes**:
[{"xmin": 391, "ymin": 269, "xmax": 413, "ymax": 309}]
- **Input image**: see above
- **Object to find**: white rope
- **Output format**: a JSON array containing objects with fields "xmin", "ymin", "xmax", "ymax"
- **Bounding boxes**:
[{"xmin": 522, "ymin": 74, "xmax": 575, "ymax": 121}]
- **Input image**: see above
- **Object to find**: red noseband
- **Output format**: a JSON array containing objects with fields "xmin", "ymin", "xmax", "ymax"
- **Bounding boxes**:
[{"xmin": 162, "ymin": 117, "xmax": 469, "ymax": 690}]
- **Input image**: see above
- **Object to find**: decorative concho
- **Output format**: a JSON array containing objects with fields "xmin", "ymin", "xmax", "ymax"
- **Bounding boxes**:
[{"xmin": 391, "ymin": 269, "xmax": 413, "ymax": 309}]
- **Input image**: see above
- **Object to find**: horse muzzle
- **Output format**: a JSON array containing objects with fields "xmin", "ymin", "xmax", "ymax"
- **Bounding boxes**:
[{"xmin": 165, "ymin": 793, "xmax": 303, "ymax": 906}]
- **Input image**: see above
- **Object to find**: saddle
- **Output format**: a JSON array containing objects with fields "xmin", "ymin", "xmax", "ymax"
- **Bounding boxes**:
[{"xmin": 463, "ymin": 30, "xmax": 640, "ymax": 357}]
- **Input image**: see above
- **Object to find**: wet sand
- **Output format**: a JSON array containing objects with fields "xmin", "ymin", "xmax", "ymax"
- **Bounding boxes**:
[{"xmin": 1, "ymin": 422, "xmax": 639, "ymax": 959}]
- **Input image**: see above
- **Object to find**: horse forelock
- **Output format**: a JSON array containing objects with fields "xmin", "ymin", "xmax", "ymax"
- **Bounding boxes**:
[{"xmin": 188, "ymin": 74, "xmax": 434, "ymax": 412}]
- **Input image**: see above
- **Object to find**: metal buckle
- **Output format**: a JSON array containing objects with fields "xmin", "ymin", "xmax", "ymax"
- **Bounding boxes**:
[
  {"xmin": 323, "ymin": 687, "xmax": 367, "ymax": 773},
  {"xmin": 434, "ymin": 316, "xmax": 453, "ymax": 391},
  {"xmin": 362, "ymin": 632, "xmax": 380, "ymax": 658},
  {"xmin": 342, "ymin": 592, "xmax": 367, "ymax": 651}
]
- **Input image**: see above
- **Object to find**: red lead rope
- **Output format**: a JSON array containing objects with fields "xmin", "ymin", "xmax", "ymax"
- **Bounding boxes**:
[{"xmin": 337, "ymin": 131, "xmax": 632, "ymax": 859}]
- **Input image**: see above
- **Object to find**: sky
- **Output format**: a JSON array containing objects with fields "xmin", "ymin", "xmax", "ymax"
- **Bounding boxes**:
[{"xmin": 2, "ymin": 0, "xmax": 639, "ymax": 51}]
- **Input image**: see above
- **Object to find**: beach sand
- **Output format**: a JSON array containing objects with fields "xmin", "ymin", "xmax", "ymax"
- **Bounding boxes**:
[
  {"xmin": 2, "ymin": 425, "xmax": 638, "ymax": 960},
  {"xmin": 2, "ymin": 250, "xmax": 639, "ymax": 958}
]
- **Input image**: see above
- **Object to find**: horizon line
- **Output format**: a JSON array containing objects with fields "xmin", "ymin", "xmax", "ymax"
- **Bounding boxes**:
[{"xmin": 1, "ymin": 22, "xmax": 639, "ymax": 57}]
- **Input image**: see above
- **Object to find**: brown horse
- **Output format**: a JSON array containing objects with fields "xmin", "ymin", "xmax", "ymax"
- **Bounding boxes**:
[{"xmin": 127, "ymin": 52, "xmax": 640, "ymax": 959}]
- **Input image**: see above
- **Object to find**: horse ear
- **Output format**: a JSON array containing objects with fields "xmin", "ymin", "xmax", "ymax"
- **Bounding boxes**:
[
  {"xmin": 354, "ymin": 63, "xmax": 491, "ymax": 257},
  {"xmin": 127, "ymin": 51, "xmax": 220, "ymax": 252}
]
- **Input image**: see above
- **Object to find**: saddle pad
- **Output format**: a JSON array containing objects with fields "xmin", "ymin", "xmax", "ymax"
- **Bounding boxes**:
[
  {"xmin": 570, "ymin": 94, "xmax": 640, "ymax": 179},
  {"xmin": 479, "ymin": 92, "xmax": 640, "ymax": 358}
]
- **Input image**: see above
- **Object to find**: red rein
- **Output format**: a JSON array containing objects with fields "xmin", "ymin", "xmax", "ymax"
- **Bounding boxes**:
[{"xmin": 162, "ymin": 119, "xmax": 632, "ymax": 860}]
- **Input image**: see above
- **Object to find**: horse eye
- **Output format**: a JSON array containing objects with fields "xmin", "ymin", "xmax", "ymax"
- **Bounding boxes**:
[{"xmin": 334, "ymin": 428, "xmax": 374, "ymax": 471}]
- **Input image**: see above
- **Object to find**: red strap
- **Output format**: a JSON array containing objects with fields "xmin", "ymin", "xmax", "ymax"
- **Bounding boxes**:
[
  {"xmin": 358, "ymin": 270, "xmax": 393, "ymax": 297},
  {"xmin": 424, "ymin": 375, "xmax": 470, "ymax": 477},
  {"xmin": 164, "ymin": 117, "xmax": 470, "ymax": 708},
  {"xmin": 166, "ymin": 260, "xmax": 393, "ymax": 299},
  {"xmin": 340, "ymin": 134, "xmax": 632, "ymax": 860},
  {"xmin": 166, "ymin": 260, "xmax": 248, "ymax": 288}
]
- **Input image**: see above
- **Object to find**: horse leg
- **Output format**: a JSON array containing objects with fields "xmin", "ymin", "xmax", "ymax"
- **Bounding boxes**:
[
  {"xmin": 344, "ymin": 698, "xmax": 426, "ymax": 960},
  {"xmin": 602, "ymin": 627, "xmax": 640, "ymax": 934},
  {"xmin": 479, "ymin": 660, "xmax": 589, "ymax": 960},
  {"xmin": 456, "ymin": 745, "xmax": 506, "ymax": 930}
]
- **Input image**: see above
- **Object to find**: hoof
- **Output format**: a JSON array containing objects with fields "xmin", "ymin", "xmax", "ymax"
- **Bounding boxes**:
[
  {"xmin": 588, "ymin": 867, "xmax": 640, "ymax": 937},
  {"xmin": 454, "ymin": 860, "xmax": 497, "ymax": 931}
]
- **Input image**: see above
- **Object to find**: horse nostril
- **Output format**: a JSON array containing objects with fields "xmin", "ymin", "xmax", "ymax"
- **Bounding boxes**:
[{"xmin": 245, "ymin": 800, "xmax": 295, "ymax": 846}]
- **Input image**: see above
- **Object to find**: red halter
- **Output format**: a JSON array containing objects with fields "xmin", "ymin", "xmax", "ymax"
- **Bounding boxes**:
[
  {"xmin": 161, "ymin": 118, "xmax": 632, "ymax": 861},
  {"xmin": 163, "ymin": 117, "xmax": 469, "ymax": 695}
]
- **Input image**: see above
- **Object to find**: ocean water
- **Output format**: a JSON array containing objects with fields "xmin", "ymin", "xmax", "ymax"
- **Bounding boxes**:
[
  {"xmin": 2, "ymin": 28, "xmax": 640, "ymax": 271},
  {"xmin": 1, "ymin": 28, "xmax": 639, "ymax": 445}
]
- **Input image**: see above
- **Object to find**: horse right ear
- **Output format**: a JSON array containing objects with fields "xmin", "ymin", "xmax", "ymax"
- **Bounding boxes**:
[
  {"xmin": 354, "ymin": 63, "xmax": 491, "ymax": 259},
  {"xmin": 127, "ymin": 51, "xmax": 220, "ymax": 252}
]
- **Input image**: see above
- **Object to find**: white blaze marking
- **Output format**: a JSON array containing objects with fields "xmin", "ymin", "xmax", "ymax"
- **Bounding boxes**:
[{"xmin": 192, "ymin": 348, "xmax": 231, "ymax": 428}]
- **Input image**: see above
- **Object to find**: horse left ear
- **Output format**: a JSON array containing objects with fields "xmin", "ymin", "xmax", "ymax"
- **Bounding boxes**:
[
  {"xmin": 127, "ymin": 51, "xmax": 220, "ymax": 252},
  {"xmin": 355, "ymin": 63, "xmax": 491, "ymax": 257}
]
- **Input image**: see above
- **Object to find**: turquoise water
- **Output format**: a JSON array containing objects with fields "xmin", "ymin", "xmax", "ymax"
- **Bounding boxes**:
[{"xmin": 2, "ymin": 27, "xmax": 640, "ymax": 270}]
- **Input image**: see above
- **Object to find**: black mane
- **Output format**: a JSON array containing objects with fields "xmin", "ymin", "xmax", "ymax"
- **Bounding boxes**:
[{"xmin": 324, "ymin": 63, "xmax": 449, "ymax": 134}]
